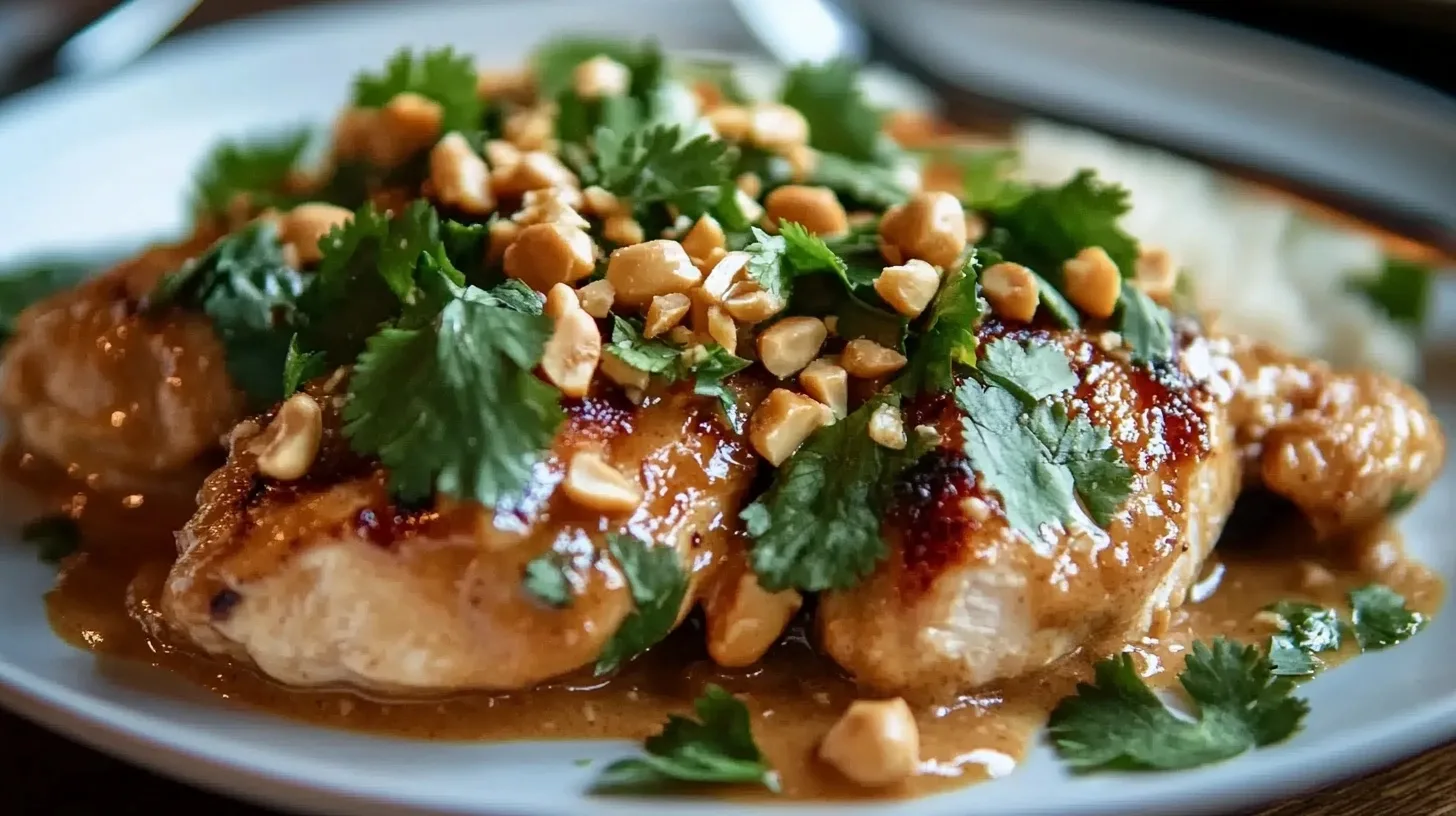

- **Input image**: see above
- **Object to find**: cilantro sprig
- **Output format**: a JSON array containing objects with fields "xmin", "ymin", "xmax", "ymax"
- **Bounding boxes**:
[
  {"xmin": 1265, "ymin": 601, "xmax": 1344, "ymax": 677},
  {"xmin": 594, "ymin": 684, "xmax": 778, "ymax": 792},
  {"xmin": 596, "ymin": 533, "xmax": 689, "ymax": 675},
  {"xmin": 1349, "ymin": 584, "xmax": 1427, "ymax": 650},
  {"xmin": 605, "ymin": 317, "xmax": 750, "ymax": 428},
  {"xmin": 353, "ymin": 47, "xmax": 483, "ymax": 134},
  {"xmin": 190, "ymin": 129, "xmax": 312, "ymax": 219}
]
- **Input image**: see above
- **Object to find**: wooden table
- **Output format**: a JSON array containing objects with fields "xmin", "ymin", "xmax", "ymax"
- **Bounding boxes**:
[{"xmin": 3, "ymin": 705, "xmax": 1451, "ymax": 814}]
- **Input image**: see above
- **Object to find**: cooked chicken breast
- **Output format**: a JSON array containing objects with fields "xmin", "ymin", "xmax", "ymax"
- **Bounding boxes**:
[
  {"xmin": 0, "ymin": 237, "xmax": 240, "ymax": 491},
  {"xmin": 818, "ymin": 322, "xmax": 1243, "ymax": 698},
  {"xmin": 161, "ymin": 378, "xmax": 761, "ymax": 693}
]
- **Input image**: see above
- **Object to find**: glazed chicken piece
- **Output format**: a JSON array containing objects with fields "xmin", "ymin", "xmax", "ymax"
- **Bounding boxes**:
[
  {"xmin": 0, "ymin": 237, "xmax": 241, "ymax": 492},
  {"xmin": 819, "ymin": 324, "xmax": 1445, "ymax": 699},
  {"xmin": 162, "ymin": 378, "xmax": 768, "ymax": 693}
]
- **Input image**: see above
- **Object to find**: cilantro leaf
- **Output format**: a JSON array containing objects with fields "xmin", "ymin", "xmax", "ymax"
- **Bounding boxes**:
[
  {"xmin": 940, "ymin": 146, "xmax": 1021, "ymax": 209},
  {"xmin": 1267, "ymin": 636, "xmax": 1317, "ymax": 677},
  {"xmin": 532, "ymin": 37, "xmax": 664, "ymax": 102},
  {"xmin": 523, "ymin": 551, "xmax": 575, "ymax": 609},
  {"xmin": 343, "ymin": 282, "xmax": 563, "ymax": 506},
  {"xmin": 21, "ymin": 515, "xmax": 81, "ymax": 564},
  {"xmin": 190, "ymin": 129, "xmax": 312, "ymax": 219},
  {"xmin": 780, "ymin": 222, "xmax": 849, "ymax": 276},
  {"xmin": 1032, "ymin": 269, "xmax": 1081, "ymax": 329},
  {"xmin": 743, "ymin": 395, "xmax": 910, "ymax": 592},
  {"xmin": 1025, "ymin": 402, "xmax": 1134, "ymax": 527},
  {"xmin": 0, "ymin": 258, "xmax": 95, "ymax": 343},
  {"xmin": 1349, "ymin": 256, "xmax": 1431, "ymax": 331},
  {"xmin": 148, "ymin": 222, "xmax": 306, "ymax": 409},
  {"xmin": 281, "ymin": 334, "xmax": 327, "ymax": 396},
  {"xmin": 979, "ymin": 338, "xmax": 1077, "ymax": 405},
  {"xmin": 604, "ymin": 318, "xmax": 750, "ymax": 428},
  {"xmin": 596, "ymin": 533, "xmax": 689, "ymax": 675},
  {"xmin": 353, "ymin": 47, "xmax": 483, "ymax": 133},
  {"xmin": 743, "ymin": 228, "xmax": 791, "ymax": 301},
  {"xmin": 809, "ymin": 152, "xmax": 909, "ymax": 209},
  {"xmin": 742, "ymin": 222, "xmax": 856, "ymax": 304},
  {"xmin": 594, "ymin": 684, "xmax": 778, "ymax": 792},
  {"xmin": 985, "ymin": 170, "xmax": 1139, "ymax": 280},
  {"xmin": 1119, "ymin": 287, "xmax": 1174, "ymax": 364},
  {"xmin": 1264, "ymin": 601, "xmax": 1343, "ymax": 677},
  {"xmin": 1048, "ymin": 639, "xmax": 1308, "ymax": 772},
  {"xmin": 780, "ymin": 58, "xmax": 886, "ymax": 164},
  {"xmin": 900, "ymin": 254, "xmax": 983, "ymax": 394},
  {"xmin": 591, "ymin": 125, "xmax": 734, "ymax": 212},
  {"xmin": 605, "ymin": 316, "xmax": 682, "ymax": 375},
  {"xmin": 1387, "ymin": 488, "xmax": 1418, "ymax": 514},
  {"xmin": 1348, "ymin": 584, "xmax": 1427, "ymax": 651},
  {"xmin": 688, "ymin": 345, "xmax": 752, "ymax": 431}
]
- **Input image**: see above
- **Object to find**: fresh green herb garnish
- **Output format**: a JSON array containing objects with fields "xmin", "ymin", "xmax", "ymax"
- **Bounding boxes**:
[
  {"xmin": 1265, "ymin": 601, "xmax": 1344, "ymax": 677},
  {"xmin": 353, "ymin": 47, "xmax": 483, "ymax": 133},
  {"xmin": 532, "ymin": 38, "xmax": 664, "ymax": 101},
  {"xmin": 587, "ymin": 124, "xmax": 735, "ymax": 213},
  {"xmin": 1032, "ymin": 270, "xmax": 1081, "ymax": 329},
  {"xmin": 595, "ymin": 533, "xmax": 689, "ymax": 675},
  {"xmin": 147, "ymin": 222, "xmax": 306, "ymax": 409},
  {"xmin": 980, "ymin": 336, "xmax": 1079, "ymax": 404},
  {"xmin": 1349, "ymin": 256, "xmax": 1431, "ymax": 331},
  {"xmin": 523, "ymin": 551, "xmax": 576, "ymax": 609},
  {"xmin": 927, "ymin": 145, "xmax": 1020, "ymax": 209},
  {"xmin": 1048, "ymin": 639, "xmax": 1308, "ymax": 772},
  {"xmin": 779, "ymin": 58, "xmax": 888, "ymax": 165},
  {"xmin": 21, "ymin": 515, "xmax": 81, "ymax": 564},
  {"xmin": 809, "ymin": 152, "xmax": 909, "ymax": 209},
  {"xmin": 1119, "ymin": 287, "xmax": 1174, "ymax": 363},
  {"xmin": 594, "ymin": 684, "xmax": 778, "ymax": 792},
  {"xmin": 0, "ymin": 258, "xmax": 96, "ymax": 343},
  {"xmin": 1386, "ymin": 488, "xmax": 1419, "ymax": 514},
  {"xmin": 281, "ymin": 334, "xmax": 327, "ymax": 396},
  {"xmin": 899, "ymin": 254, "xmax": 983, "ymax": 394},
  {"xmin": 742, "ymin": 223, "xmax": 857, "ymax": 302},
  {"xmin": 604, "ymin": 317, "xmax": 751, "ymax": 428},
  {"xmin": 190, "ymin": 129, "xmax": 312, "ymax": 219},
  {"xmin": 741, "ymin": 395, "xmax": 913, "ymax": 592},
  {"xmin": 1348, "ymin": 584, "xmax": 1427, "ymax": 651},
  {"xmin": 985, "ymin": 169, "xmax": 1139, "ymax": 281}
]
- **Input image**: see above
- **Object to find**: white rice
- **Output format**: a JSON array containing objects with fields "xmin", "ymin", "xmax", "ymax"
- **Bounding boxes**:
[{"xmin": 1010, "ymin": 120, "xmax": 1421, "ymax": 380}]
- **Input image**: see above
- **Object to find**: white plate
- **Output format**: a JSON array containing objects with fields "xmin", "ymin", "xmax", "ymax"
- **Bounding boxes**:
[{"xmin": 0, "ymin": 2, "xmax": 1452, "ymax": 815}]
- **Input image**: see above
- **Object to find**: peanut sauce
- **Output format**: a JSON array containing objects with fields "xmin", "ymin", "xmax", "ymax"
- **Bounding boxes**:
[{"xmin": 7, "ymin": 442, "xmax": 1443, "ymax": 801}]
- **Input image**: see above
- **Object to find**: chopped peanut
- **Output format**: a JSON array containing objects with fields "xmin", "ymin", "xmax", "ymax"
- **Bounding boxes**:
[
  {"xmin": 784, "ymin": 145, "xmax": 819, "ymax": 182},
  {"xmin": 706, "ymin": 305, "xmax": 738, "ymax": 351},
  {"xmin": 428, "ymin": 133, "xmax": 495, "ymax": 215},
  {"xmin": 374, "ymin": 92, "xmax": 444, "ymax": 167},
  {"xmin": 484, "ymin": 139, "xmax": 522, "ymax": 172},
  {"xmin": 873, "ymin": 259, "xmax": 941, "ymax": 318},
  {"xmin": 512, "ymin": 188, "xmax": 589, "ymax": 230},
  {"xmin": 278, "ymin": 203, "xmax": 352, "ymax": 265},
  {"xmin": 707, "ymin": 105, "xmax": 752, "ymax": 142},
  {"xmin": 599, "ymin": 352, "xmax": 650, "ymax": 390},
  {"xmin": 1135, "ymin": 245, "xmax": 1179, "ymax": 303},
  {"xmin": 750, "ymin": 388, "xmax": 829, "ymax": 466},
  {"xmin": 576, "ymin": 279, "xmax": 616, "ymax": 319},
  {"xmin": 723, "ymin": 281, "xmax": 786, "ymax": 324},
  {"xmin": 667, "ymin": 325, "xmax": 697, "ymax": 346},
  {"xmin": 982, "ymin": 261, "xmax": 1040, "ymax": 322},
  {"xmin": 749, "ymin": 102, "xmax": 810, "ymax": 151},
  {"xmin": 704, "ymin": 555, "xmax": 804, "ymax": 668},
  {"xmin": 487, "ymin": 219, "xmax": 521, "ymax": 264},
  {"xmin": 842, "ymin": 339, "xmax": 907, "ymax": 379},
  {"xmin": 476, "ymin": 68, "xmax": 531, "ymax": 100},
  {"xmin": 605, "ymin": 240, "xmax": 704, "ymax": 308},
  {"xmin": 331, "ymin": 106, "xmax": 377, "ymax": 162},
  {"xmin": 1063, "ymin": 246, "xmax": 1122, "ymax": 319},
  {"xmin": 645, "ymin": 293, "xmax": 692, "ymax": 338},
  {"xmin": 493, "ymin": 151, "xmax": 579, "ymax": 198},
  {"xmin": 734, "ymin": 188, "xmax": 765, "ymax": 225},
  {"xmin": 253, "ymin": 394, "xmax": 324, "ymax": 481},
  {"xmin": 756, "ymin": 317, "xmax": 828, "ymax": 378},
  {"xmin": 736, "ymin": 171, "xmax": 763, "ymax": 199},
  {"xmin": 700, "ymin": 251, "xmax": 750, "ymax": 301},
  {"xmin": 603, "ymin": 215, "xmax": 645, "ymax": 247},
  {"xmin": 681, "ymin": 215, "xmax": 727, "ymax": 261},
  {"xmin": 503, "ymin": 223, "xmax": 596, "ymax": 292},
  {"xmin": 581, "ymin": 185, "xmax": 625, "ymax": 218},
  {"xmin": 867, "ymin": 403, "xmax": 907, "ymax": 450},
  {"xmin": 819, "ymin": 698, "xmax": 921, "ymax": 788},
  {"xmin": 541, "ymin": 285, "xmax": 602, "ymax": 397},
  {"xmin": 543, "ymin": 281, "xmax": 578, "ymax": 319},
  {"xmin": 764, "ymin": 185, "xmax": 849, "ymax": 238},
  {"xmin": 693, "ymin": 246, "xmax": 729, "ymax": 276},
  {"xmin": 572, "ymin": 55, "xmax": 631, "ymax": 99},
  {"xmin": 562, "ymin": 450, "xmax": 642, "ymax": 513},
  {"xmin": 799, "ymin": 358, "xmax": 849, "ymax": 419},
  {"xmin": 877, "ymin": 192, "xmax": 967, "ymax": 269},
  {"xmin": 504, "ymin": 106, "xmax": 555, "ymax": 152}
]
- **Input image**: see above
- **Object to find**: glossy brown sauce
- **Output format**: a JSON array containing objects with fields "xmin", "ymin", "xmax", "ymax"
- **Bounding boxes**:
[{"xmin": 9, "ymin": 443, "xmax": 1444, "ymax": 801}]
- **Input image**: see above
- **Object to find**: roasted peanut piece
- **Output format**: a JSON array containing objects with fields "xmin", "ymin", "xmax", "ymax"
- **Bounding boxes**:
[
  {"xmin": 562, "ymin": 450, "xmax": 642, "ymax": 513},
  {"xmin": 749, "ymin": 102, "xmax": 810, "ymax": 151},
  {"xmin": 645, "ymin": 293, "xmax": 692, "ymax": 339},
  {"xmin": 512, "ymin": 187, "xmax": 588, "ymax": 229},
  {"xmin": 484, "ymin": 139, "xmax": 522, "ymax": 172},
  {"xmin": 736, "ymin": 171, "xmax": 763, "ymax": 199},
  {"xmin": 1135, "ymin": 245, "xmax": 1179, "ymax": 303},
  {"xmin": 877, "ymin": 192, "xmax": 967, "ymax": 269},
  {"xmin": 842, "ymin": 339, "xmax": 908, "ymax": 379},
  {"xmin": 254, "ymin": 394, "xmax": 324, "ymax": 481},
  {"xmin": 541, "ymin": 289, "xmax": 602, "ymax": 397},
  {"xmin": 487, "ymin": 219, "xmax": 521, "ymax": 264},
  {"xmin": 504, "ymin": 223, "xmax": 596, "ymax": 292},
  {"xmin": 375, "ymin": 92, "xmax": 444, "ymax": 167},
  {"xmin": 706, "ymin": 305, "xmax": 738, "ymax": 351},
  {"xmin": 581, "ymin": 185, "xmax": 624, "ymax": 218},
  {"xmin": 707, "ymin": 105, "xmax": 752, "ymax": 142},
  {"xmin": 701, "ymin": 251, "xmax": 750, "ymax": 301},
  {"xmin": 279, "ymin": 203, "xmax": 353, "ymax": 265},
  {"xmin": 681, "ymin": 215, "xmax": 727, "ymax": 261},
  {"xmin": 981, "ymin": 262, "xmax": 1040, "ymax": 322},
  {"xmin": 764, "ymin": 185, "xmax": 849, "ymax": 238},
  {"xmin": 331, "ymin": 106, "xmax": 377, "ymax": 161},
  {"xmin": 476, "ymin": 68, "xmax": 530, "ymax": 100},
  {"xmin": 750, "ymin": 388, "xmax": 829, "ymax": 466},
  {"xmin": 494, "ymin": 151, "xmax": 579, "ymax": 197},
  {"xmin": 868, "ymin": 403, "xmax": 908, "ymax": 450},
  {"xmin": 734, "ymin": 188, "xmax": 765, "ymax": 225},
  {"xmin": 429, "ymin": 133, "xmax": 495, "ymax": 215},
  {"xmin": 800, "ymin": 358, "xmax": 849, "ymax": 419},
  {"xmin": 724, "ymin": 282, "xmax": 786, "ymax": 324},
  {"xmin": 1063, "ymin": 246, "xmax": 1123, "ymax": 319},
  {"xmin": 756, "ymin": 317, "xmax": 828, "ymax": 378},
  {"xmin": 572, "ymin": 55, "xmax": 631, "ymax": 99},
  {"xmin": 873, "ymin": 259, "xmax": 941, "ymax": 318},
  {"xmin": 784, "ymin": 144, "xmax": 818, "ymax": 182},
  {"xmin": 704, "ymin": 559, "xmax": 804, "ymax": 668},
  {"xmin": 605, "ymin": 239, "xmax": 704, "ymax": 308},
  {"xmin": 504, "ymin": 106, "xmax": 555, "ymax": 151},
  {"xmin": 599, "ymin": 352, "xmax": 650, "ymax": 390},
  {"xmin": 603, "ymin": 215, "xmax": 645, "ymax": 247},
  {"xmin": 576, "ymin": 279, "xmax": 616, "ymax": 319},
  {"xmin": 543, "ymin": 282, "xmax": 579, "ymax": 319},
  {"xmin": 819, "ymin": 698, "xmax": 921, "ymax": 788}
]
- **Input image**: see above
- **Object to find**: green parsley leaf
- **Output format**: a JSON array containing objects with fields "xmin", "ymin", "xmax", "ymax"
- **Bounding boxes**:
[
  {"xmin": 1048, "ymin": 638, "xmax": 1308, "ymax": 772},
  {"xmin": 809, "ymin": 152, "xmax": 909, "ymax": 209},
  {"xmin": 281, "ymin": 334, "xmax": 327, "ymax": 396},
  {"xmin": 900, "ymin": 254, "xmax": 983, "ymax": 394},
  {"xmin": 743, "ymin": 395, "xmax": 911, "ymax": 592},
  {"xmin": 343, "ymin": 281, "xmax": 563, "ymax": 506},
  {"xmin": 1349, "ymin": 256, "xmax": 1431, "ymax": 331},
  {"xmin": 1025, "ymin": 402, "xmax": 1134, "ymax": 528},
  {"xmin": 979, "ymin": 338, "xmax": 1078, "ymax": 405},
  {"xmin": 1348, "ymin": 584, "xmax": 1427, "ymax": 651},
  {"xmin": 1119, "ymin": 287, "xmax": 1174, "ymax": 364},
  {"xmin": 1264, "ymin": 601, "xmax": 1343, "ymax": 677},
  {"xmin": 591, "ymin": 125, "xmax": 734, "ymax": 212},
  {"xmin": 21, "ymin": 514, "xmax": 81, "ymax": 564},
  {"xmin": 596, "ymin": 533, "xmax": 689, "ymax": 675},
  {"xmin": 985, "ymin": 169, "xmax": 1139, "ymax": 280},
  {"xmin": 0, "ymin": 258, "xmax": 95, "ymax": 343},
  {"xmin": 594, "ymin": 684, "xmax": 778, "ymax": 792},
  {"xmin": 523, "ymin": 551, "xmax": 575, "ymax": 609},
  {"xmin": 190, "ymin": 129, "xmax": 312, "ymax": 219},
  {"xmin": 147, "ymin": 222, "xmax": 306, "ymax": 409},
  {"xmin": 353, "ymin": 47, "xmax": 483, "ymax": 133},
  {"xmin": 780, "ymin": 58, "xmax": 886, "ymax": 163}
]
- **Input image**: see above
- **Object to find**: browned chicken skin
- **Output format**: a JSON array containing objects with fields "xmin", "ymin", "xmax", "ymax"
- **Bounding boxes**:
[
  {"xmin": 162, "ymin": 378, "xmax": 765, "ymax": 693},
  {"xmin": 0, "ymin": 237, "xmax": 240, "ymax": 491}
]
